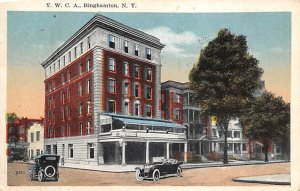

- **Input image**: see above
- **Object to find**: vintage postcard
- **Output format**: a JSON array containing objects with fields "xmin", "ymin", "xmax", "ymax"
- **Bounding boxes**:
[{"xmin": 0, "ymin": 0, "xmax": 299, "ymax": 191}]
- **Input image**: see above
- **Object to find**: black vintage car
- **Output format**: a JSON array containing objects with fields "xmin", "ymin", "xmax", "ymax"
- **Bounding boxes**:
[
  {"xmin": 28, "ymin": 154, "xmax": 60, "ymax": 182},
  {"xmin": 135, "ymin": 159, "xmax": 183, "ymax": 181}
]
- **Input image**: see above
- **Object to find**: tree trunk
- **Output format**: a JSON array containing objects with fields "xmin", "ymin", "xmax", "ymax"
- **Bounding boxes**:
[
  {"xmin": 223, "ymin": 124, "xmax": 229, "ymax": 164},
  {"xmin": 264, "ymin": 150, "xmax": 269, "ymax": 162}
]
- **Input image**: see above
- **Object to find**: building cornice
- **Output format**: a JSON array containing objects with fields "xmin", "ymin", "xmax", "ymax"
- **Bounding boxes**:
[{"xmin": 41, "ymin": 14, "xmax": 165, "ymax": 68}]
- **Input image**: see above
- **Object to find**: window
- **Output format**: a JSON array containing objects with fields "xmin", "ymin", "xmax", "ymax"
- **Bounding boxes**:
[
  {"xmin": 68, "ymin": 144, "xmax": 73, "ymax": 158},
  {"xmin": 67, "ymin": 71, "xmax": 71, "ymax": 82},
  {"xmin": 46, "ymin": 145, "xmax": 51, "ymax": 154},
  {"xmin": 79, "ymin": 102, "xmax": 83, "ymax": 116},
  {"xmin": 49, "ymin": 66, "xmax": 52, "ymax": 75},
  {"xmin": 31, "ymin": 133, "xmax": 34, "ymax": 142},
  {"xmin": 62, "ymin": 92, "xmax": 66, "ymax": 104},
  {"xmin": 134, "ymin": 44, "xmax": 139, "ymax": 56},
  {"xmin": 134, "ymin": 64, "xmax": 139, "ymax": 78},
  {"xmin": 53, "ymin": 63, "xmax": 56, "ymax": 72},
  {"xmin": 36, "ymin": 149, "xmax": 40, "ymax": 156},
  {"xmin": 175, "ymin": 94, "xmax": 181, "ymax": 103},
  {"xmin": 124, "ymin": 40, "xmax": 128, "ymax": 53},
  {"xmin": 146, "ymin": 86, "xmax": 152, "ymax": 99},
  {"xmin": 109, "ymin": 34, "xmax": 115, "ymax": 48},
  {"xmin": 123, "ymin": 81, "xmax": 129, "ymax": 95},
  {"xmin": 108, "ymin": 100, "xmax": 116, "ymax": 113},
  {"xmin": 146, "ymin": 48, "xmax": 151, "ymax": 60},
  {"xmin": 61, "ymin": 106, "xmax": 65, "ymax": 120},
  {"xmin": 145, "ymin": 68, "xmax": 152, "ymax": 81},
  {"xmin": 67, "ymin": 125, "xmax": 70, "ymax": 137},
  {"xmin": 234, "ymin": 131, "xmax": 241, "ymax": 138},
  {"xmin": 63, "ymin": 56, "xmax": 66, "ymax": 66},
  {"xmin": 80, "ymin": 42, "xmax": 83, "ymax": 54},
  {"xmin": 68, "ymin": 107, "xmax": 71, "ymax": 118},
  {"xmin": 79, "ymin": 123, "xmax": 83, "ymax": 135},
  {"xmin": 88, "ymin": 143, "xmax": 94, "ymax": 159},
  {"xmin": 79, "ymin": 63, "xmax": 83, "ymax": 75},
  {"xmin": 124, "ymin": 62, "xmax": 129, "ymax": 75},
  {"xmin": 68, "ymin": 51, "xmax": 71, "ymax": 62},
  {"xmin": 161, "ymin": 94, "xmax": 165, "ymax": 103},
  {"xmin": 86, "ymin": 58, "xmax": 91, "ymax": 71},
  {"xmin": 108, "ymin": 78, "xmax": 116, "ymax": 93},
  {"xmin": 67, "ymin": 88, "xmax": 71, "ymax": 101},
  {"xmin": 78, "ymin": 82, "xmax": 83, "ymax": 96},
  {"xmin": 87, "ymin": 36, "xmax": 91, "ymax": 49},
  {"xmin": 109, "ymin": 58, "xmax": 116, "ymax": 72},
  {"xmin": 61, "ymin": 74, "xmax": 64, "ymax": 85},
  {"xmin": 243, "ymin": 143, "xmax": 247, "ymax": 151},
  {"xmin": 146, "ymin": 105, "xmax": 152, "ymax": 117},
  {"xmin": 74, "ymin": 47, "xmax": 77, "ymax": 58},
  {"xmin": 86, "ymin": 101, "xmax": 92, "ymax": 114},
  {"xmin": 36, "ymin": 131, "xmax": 41, "ymax": 141},
  {"xmin": 53, "ymin": 145, "xmax": 57, "ymax": 155},
  {"xmin": 52, "ymin": 96, "xmax": 55, "ymax": 108},
  {"xmin": 175, "ymin": 109, "xmax": 180, "ymax": 120},
  {"xmin": 86, "ymin": 79, "xmax": 91, "ymax": 94},
  {"xmin": 58, "ymin": 60, "xmax": 60, "ymax": 69},
  {"xmin": 134, "ymin": 83, "xmax": 139, "ymax": 97},
  {"xmin": 134, "ymin": 103, "xmax": 140, "ymax": 116},
  {"xmin": 124, "ymin": 100, "xmax": 129, "ymax": 115},
  {"xmin": 86, "ymin": 121, "xmax": 91, "ymax": 135},
  {"xmin": 61, "ymin": 126, "xmax": 65, "ymax": 137}
]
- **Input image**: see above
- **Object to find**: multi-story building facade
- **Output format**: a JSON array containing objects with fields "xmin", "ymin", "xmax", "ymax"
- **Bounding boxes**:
[
  {"xmin": 161, "ymin": 81, "xmax": 250, "ymax": 161},
  {"xmin": 27, "ymin": 122, "xmax": 44, "ymax": 159},
  {"xmin": 41, "ymin": 14, "xmax": 187, "ymax": 165}
]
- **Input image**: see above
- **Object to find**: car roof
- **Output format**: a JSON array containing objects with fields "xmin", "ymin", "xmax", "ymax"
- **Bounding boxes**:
[{"xmin": 34, "ymin": 154, "xmax": 60, "ymax": 159}]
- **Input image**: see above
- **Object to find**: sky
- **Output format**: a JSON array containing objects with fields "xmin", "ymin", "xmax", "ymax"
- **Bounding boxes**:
[{"xmin": 7, "ymin": 11, "xmax": 291, "ymax": 118}]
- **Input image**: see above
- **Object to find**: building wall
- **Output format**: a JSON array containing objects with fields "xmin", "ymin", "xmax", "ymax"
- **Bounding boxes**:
[
  {"xmin": 102, "ymin": 49, "xmax": 156, "ymax": 117},
  {"xmin": 27, "ymin": 122, "xmax": 44, "ymax": 157},
  {"xmin": 44, "ymin": 50, "xmax": 94, "ymax": 139}
]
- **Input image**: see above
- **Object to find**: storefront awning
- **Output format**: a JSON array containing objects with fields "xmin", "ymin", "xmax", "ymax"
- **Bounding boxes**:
[{"xmin": 113, "ymin": 117, "xmax": 185, "ymax": 129}]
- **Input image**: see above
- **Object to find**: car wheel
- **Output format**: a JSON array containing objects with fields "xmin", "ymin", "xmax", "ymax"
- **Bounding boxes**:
[
  {"xmin": 152, "ymin": 169, "xmax": 160, "ymax": 181},
  {"xmin": 176, "ymin": 167, "xmax": 182, "ymax": 177},
  {"xmin": 38, "ymin": 170, "xmax": 44, "ymax": 182},
  {"xmin": 44, "ymin": 165, "xmax": 56, "ymax": 178},
  {"xmin": 135, "ymin": 170, "xmax": 144, "ymax": 181}
]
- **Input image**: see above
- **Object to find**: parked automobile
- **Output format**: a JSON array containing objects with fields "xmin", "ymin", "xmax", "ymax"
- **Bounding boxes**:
[
  {"xmin": 135, "ymin": 159, "xmax": 183, "ymax": 181},
  {"xmin": 28, "ymin": 154, "xmax": 60, "ymax": 182}
]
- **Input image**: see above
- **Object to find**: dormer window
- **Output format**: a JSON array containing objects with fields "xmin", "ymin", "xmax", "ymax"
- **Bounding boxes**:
[
  {"xmin": 124, "ymin": 40, "xmax": 128, "ymax": 53},
  {"xmin": 109, "ymin": 34, "xmax": 115, "ymax": 49}
]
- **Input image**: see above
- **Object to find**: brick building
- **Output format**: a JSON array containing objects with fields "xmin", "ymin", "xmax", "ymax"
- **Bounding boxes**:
[{"xmin": 41, "ymin": 14, "xmax": 187, "ymax": 165}]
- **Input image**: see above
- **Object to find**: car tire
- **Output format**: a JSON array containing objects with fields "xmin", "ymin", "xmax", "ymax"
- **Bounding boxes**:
[
  {"xmin": 135, "ymin": 170, "xmax": 144, "ymax": 181},
  {"xmin": 44, "ymin": 165, "xmax": 56, "ymax": 178},
  {"xmin": 38, "ymin": 170, "xmax": 44, "ymax": 182},
  {"xmin": 176, "ymin": 167, "xmax": 182, "ymax": 177},
  {"xmin": 152, "ymin": 169, "xmax": 160, "ymax": 181}
]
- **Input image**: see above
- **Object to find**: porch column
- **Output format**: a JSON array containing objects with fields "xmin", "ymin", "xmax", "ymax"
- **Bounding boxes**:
[
  {"xmin": 232, "ymin": 143, "xmax": 235, "ymax": 154},
  {"xmin": 122, "ymin": 141, "xmax": 126, "ymax": 165},
  {"xmin": 166, "ymin": 142, "xmax": 170, "ymax": 159},
  {"xmin": 199, "ymin": 142, "xmax": 202, "ymax": 155},
  {"xmin": 146, "ymin": 141, "xmax": 149, "ymax": 164},
  {"xmin": 184, "ymin": 142, "xmax": 188, "ymax": 162}
]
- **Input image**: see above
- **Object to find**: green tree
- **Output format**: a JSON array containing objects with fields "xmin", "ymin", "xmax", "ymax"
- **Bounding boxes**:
[
  {"xmin": 240, "ymin": 92, "xmax": 290, "ymax": 162},
  {"xmin": 189, "ymin": 28, "xmax": 263, "ymax": 164},
  {"xmin": 7, "ymin": 112, "xmax": 18, "ymax": 124}
]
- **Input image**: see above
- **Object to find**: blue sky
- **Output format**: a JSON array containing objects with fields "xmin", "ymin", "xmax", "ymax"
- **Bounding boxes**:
[{"xmin": 7, "ymin": 11, "xmax": 291, "ymax": 117}]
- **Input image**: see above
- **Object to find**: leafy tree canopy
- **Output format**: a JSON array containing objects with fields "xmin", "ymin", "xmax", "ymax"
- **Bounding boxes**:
[
  {"xmin": 7, "ymin": 112, "xmax": 18, "ymax": 125},
  {"xmin": 189, "ymin": 28, "xmax": 264, "ymax": 119}
]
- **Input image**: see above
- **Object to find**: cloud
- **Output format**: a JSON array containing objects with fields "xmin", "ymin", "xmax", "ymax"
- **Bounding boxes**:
[{"xmin": 144, "ymin": 26, "xmax": 206, "ymax": 56}]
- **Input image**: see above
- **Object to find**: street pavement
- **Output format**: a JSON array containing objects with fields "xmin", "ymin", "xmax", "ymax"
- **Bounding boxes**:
[{"xmin": 233, "ymin": 173, "xmax": 290, "ymax": 185}]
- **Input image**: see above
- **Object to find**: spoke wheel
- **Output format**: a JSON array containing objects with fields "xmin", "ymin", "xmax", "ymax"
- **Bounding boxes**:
[
  {"xmin": 135, "ymin": 170, "xmax": 144, "ymax": 181},
  {"xmin": 176, "ymin": 167, "xmax": 182, "ymax": 177},
  {"xmin": 152, "ymin": 169, "xmax": 160, "ymax": 181},
  {"xmin": 38, "ymin": 171, "xmax": 44, "ymax": 182}
]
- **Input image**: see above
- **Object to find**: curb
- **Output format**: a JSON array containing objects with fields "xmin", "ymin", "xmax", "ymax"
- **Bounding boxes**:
[{"xmin": 232, "ymin": 178, "xmax": 290, "ymax": 185}]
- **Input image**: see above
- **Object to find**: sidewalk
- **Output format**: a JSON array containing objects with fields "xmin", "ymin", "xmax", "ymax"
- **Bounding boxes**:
[
  {"xmin": 59, "ymin": 160, "xmax": 288, "ymax": 173},
  {"xmin": 233, "ymin": 174, "xmax": 290, "ymax": 185}
]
